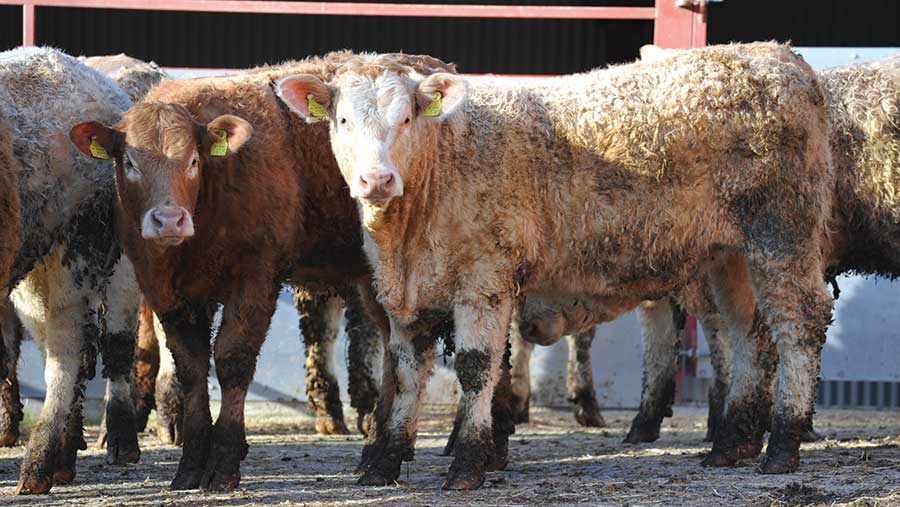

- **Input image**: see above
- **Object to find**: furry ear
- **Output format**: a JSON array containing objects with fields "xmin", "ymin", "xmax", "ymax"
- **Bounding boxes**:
[
  {"xmin": 416, "ymin": 73, "xmax": 468, "ymax": 121},
  {"xmin": 276, "ymin": 74, "xmax": 334, "ymax": 123},
  {"xmin": 70, "ymin": 121, "xmax": 124, "ymax": 160},
  {"xmin": 204, "ymin": 115, "xmax": 253, "ymax": 157}
]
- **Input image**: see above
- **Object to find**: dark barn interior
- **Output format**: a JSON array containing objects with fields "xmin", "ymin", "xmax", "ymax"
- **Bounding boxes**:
[{"xmin": 0, "ymin": 0, "xmax": 898, "ymax": 74}]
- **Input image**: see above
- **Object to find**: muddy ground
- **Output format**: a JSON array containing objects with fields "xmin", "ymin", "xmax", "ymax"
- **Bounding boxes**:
[{"xmin": 1, "ymin": 405, "xmax": 899, "ymax": 506}]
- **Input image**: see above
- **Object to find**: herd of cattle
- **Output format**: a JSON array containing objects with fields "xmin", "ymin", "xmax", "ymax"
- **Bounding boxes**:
[{"xmin": 0, "ymin": 41, "xmax": 897, "ymax": 495}]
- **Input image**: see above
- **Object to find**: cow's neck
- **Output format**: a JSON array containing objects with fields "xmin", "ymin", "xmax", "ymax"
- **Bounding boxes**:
[{"xmin": 359, "ymin": 130, "xmax": 449, "ymax": 320}]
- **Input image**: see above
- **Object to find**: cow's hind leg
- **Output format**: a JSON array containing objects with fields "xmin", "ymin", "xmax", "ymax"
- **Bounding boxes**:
[
  {"xmin": 567, "ymin": 329, "xmax": 604, "ymax": 427},
  {"xmin": 749, "ymin": 257, "xmax": 830, "ymax": 474},
  {"xmin": 344, "ymin": 287, "xmax": 382, "ymax": 436},
  {"xmin": 625, "ymin": 299, "xmax": 681, "ymax": 444},
  {"xmin": 702, "ymin": 252, "xmax": 774, "ymax": 467},
  {"xmin": 296, "ymin": 289, "xmax": 350, "ymax": 435},
  {"xmin": 0, "ymin": 299, "xmax": 23, "ymax": 447},
  {"xmin": 133, "ymin": 301, "xmax": 159, "ymax": 434},
  {"xmin": 155, "ymin": 319, "xmax": 184, "ymax": 446},
  {"xmin": 98, "ymin": 256, "xmax": 141, "ymax": 465},
  {"xmin": 703, "ymin": 319, "xmax": 731, "ymax": 443},
  {"xmin": 200, "ymin": 281, "xmax": 278, "ymax": 491},
  {"xmin": 509, "ymin": 321, "xmax": 534, "ymax": 424}
]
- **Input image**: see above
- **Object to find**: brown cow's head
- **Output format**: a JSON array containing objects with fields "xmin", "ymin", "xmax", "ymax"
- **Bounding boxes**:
[
  {"xmin": 275, "ymin": 56, "xmax": 467, "ymax": 207},
  {"xmin": 70, "ymin": 102, "xmax": 252, "ymax": 249}
]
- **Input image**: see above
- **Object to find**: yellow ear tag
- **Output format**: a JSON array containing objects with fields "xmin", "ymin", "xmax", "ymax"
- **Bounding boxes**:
[
  {"xmin": 210, "ymin": 131, "xmax": 228, "ymax": 157},
  {"xmin": 89, "ymin": 137, "xmax": 109, "ymax": 160},
  {"xmin": 423, "ymin": 92, "xmax": 443, "ymax": 117},
  {"xmin": 307, "ymin": 94, "xmax": 328, "ymax": 118}
]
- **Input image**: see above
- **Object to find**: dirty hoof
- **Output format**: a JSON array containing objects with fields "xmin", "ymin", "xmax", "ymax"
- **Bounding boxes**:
[
  {"xmin": 356, "ymin": 412, "xmax": 373, "ymax": 437},
  {"xmin": 574, "ymin": 406, "xmax": 606, "ymax": 428},
  {"xmin": 169, "ymin": 467, "xmax": 203, "ymax": 490},
  {"xmin": 0, "ymin": 429, "xmax": 19, "ymax": 447},
  {"xmin": 357, "ymin": 469, "xmax": 395, "ymax": 486},
  {"xmin": 316, "ymin": 416, "xmax": 350, "ymax": 436},
  {"xmin": 623, "ymin": 424, "xmax": 660, "ymax": 444},
  {"xmin": 16, "ymin": 473, "xmax": 53, "ymax": 495},
  {"xmin": 200, "ymin": 467, "xmax": 241, "ymax": 492},
  {"xmin": 487, "ymin": 452, "xmax": 508, "ymax": 472},
  {"xmin": 759, "ymin": 450, "xmax": 799, "ymax": 474},
  {"xmin": 52, "ymin": 466, "xmax": 75, "ymax": 485},
  {"xmin": 106, "ymin": 439, "xmax": 141, "ymax": 465},
  {"xmin": 442, "ymin": 467, "xmax": 486, "ymax": 490},
  {"xmin": 700, "ymin": 450, "xmax": 738, "ymax": 467},
  {"xmin": 510, "ymin": 396, "xmax": 529, "ymax": 425},
  {"xmin": 800, "ymin": 429, "xmax": 823, "ymax": 443},
  {"xmin": 156, "ymin": 421, "xmax": 182, "ymax": 446}
]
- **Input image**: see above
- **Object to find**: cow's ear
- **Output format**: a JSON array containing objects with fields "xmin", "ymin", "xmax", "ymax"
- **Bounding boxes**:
[
  {"xmin": 204, "ymin": 115, "xmax": 253, "ymax": 158},
  {"xmin": 276, "ymin": 74, "xmax": 333, "ymax": 123},
  {"xmin": 70, "ymin": 121, "xmax": 124, "ymax": 160},
  {"xmin": 416, "ymin": 73, "xmax": 467, "ymax": 121}
]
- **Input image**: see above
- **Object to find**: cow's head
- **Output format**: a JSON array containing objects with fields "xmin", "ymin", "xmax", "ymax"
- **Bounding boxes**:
[
  {"xmin": 70, "ymin": 102, "xmax": 252, "ymax": 248},
  {"xmin": 275, "ymin": 57, "xmax": 467, "ymax": 207}
]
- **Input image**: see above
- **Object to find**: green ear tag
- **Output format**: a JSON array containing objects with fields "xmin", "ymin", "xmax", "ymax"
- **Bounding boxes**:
[
  {"xmin": 423, "ymin": 92, "xmax": 442, "ymax": 117},
  {"xmin": 307, "ymin": 94, "xmax": 328, "ymax": 118},
  {"xmin": 89, "ymin": 137, "xmax": 109, "ymax": 160},
  {"xmin": 210, "ymin": 131, "xmax": 228, "ymax": 157}
]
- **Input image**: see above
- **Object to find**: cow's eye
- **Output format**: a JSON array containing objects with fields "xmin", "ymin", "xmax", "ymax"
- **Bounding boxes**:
[
  {"xmin": 339, "ymin": 117, "xmax": 347, "ymax": 125},
  {"xmin": 191, "ymin": 157, "xmax": 199, "ymax": 167},
  {"xmin": 403, "ymin": 117, "xmax": 411, "ymax": 124}
]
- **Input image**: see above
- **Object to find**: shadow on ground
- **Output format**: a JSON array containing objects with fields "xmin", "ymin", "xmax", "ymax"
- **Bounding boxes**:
[{"xmin": 1, "ymin": 406, "xmax": 899, "ymax": 506}]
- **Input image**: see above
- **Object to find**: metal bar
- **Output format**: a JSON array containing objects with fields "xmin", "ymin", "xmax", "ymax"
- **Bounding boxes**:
[
  {"xmin": 21, "ymin": 3, "xmax": 35, "ymax": 46},
  {"xmin": 0, "ymin": 0, "xmax": 656, "ymax": 19}
]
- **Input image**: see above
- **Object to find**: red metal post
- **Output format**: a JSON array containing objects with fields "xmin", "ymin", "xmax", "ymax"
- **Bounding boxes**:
[
  {"xmin": 653, "ymin": 0, "xmax": 707, "ymax": 49},
  {"xmin": 22, "ymin": 3, "xmax": 35, "ymax": 46}
]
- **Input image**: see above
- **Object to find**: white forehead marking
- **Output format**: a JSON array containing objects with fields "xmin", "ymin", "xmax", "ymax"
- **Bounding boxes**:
[{"xmin": 337, "ymin": 72, "xmax": 411, "ymax": 133}]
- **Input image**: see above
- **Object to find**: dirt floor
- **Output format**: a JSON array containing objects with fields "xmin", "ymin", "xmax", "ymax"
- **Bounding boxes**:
[{"xmin": 1, "ymin": 405, "xmax": 899, "ymax": 506}]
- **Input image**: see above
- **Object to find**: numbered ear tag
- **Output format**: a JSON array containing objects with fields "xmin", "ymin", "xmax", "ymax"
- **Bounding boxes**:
[
  {"xmin": 423, "ymin": 92, "xmax": 442, "ymax": 117},
  {"xmin": 307, "ymin": 94, "xmax": 328, "ymax": 118},
  {"xmin": 89, "ymin": 136, "xmax": 109, "ymax": 160},
  {"xmin": 210, "ymin": 131, "xmax": 228, "ymax": 157}
]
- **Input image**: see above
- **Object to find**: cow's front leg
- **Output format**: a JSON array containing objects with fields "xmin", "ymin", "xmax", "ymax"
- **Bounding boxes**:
[
  {"xmin": 567, "ymin": 330, "xmax": 604, "ymax": 427},
  {"xmin": 444, "ymin": 297, "xmax": 513, "ymax": 490},
  {"xmin": 154, "ymin": 315, "xmax": 184, "ymax": 446},
  {"xmin": 201, "ymin": 283, "xmax": 278, "ymax": 491},
  {"xmin": 0, "ymin": 299, "xmax": 23, "ymax": 447},
  {"xmin": 13, "ymin": 256, "xmax": 99, "ymax": 495},
  {"xmin": 98, "ymin": 256, "xmax": 142, "ymax": 465},
  {"xmin": 295, "ymin": 289, "xmax": 349, "ymax": 435},
  {"xmin": 357, "ymin": 319, "xmax": 436, "ymax": 486},
  {"xmin": 159, "ymin": 305, "xmax": 212, "ymax": 490}
]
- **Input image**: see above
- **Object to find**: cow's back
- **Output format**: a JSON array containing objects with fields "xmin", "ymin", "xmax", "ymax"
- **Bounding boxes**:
[
  {"xmin": 0, "ymin": 47, "xmax": 131, "ymax": 282},
  {"xmin": 821, "ymin": 61, "xmax": 900, "ymax": 276}
]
